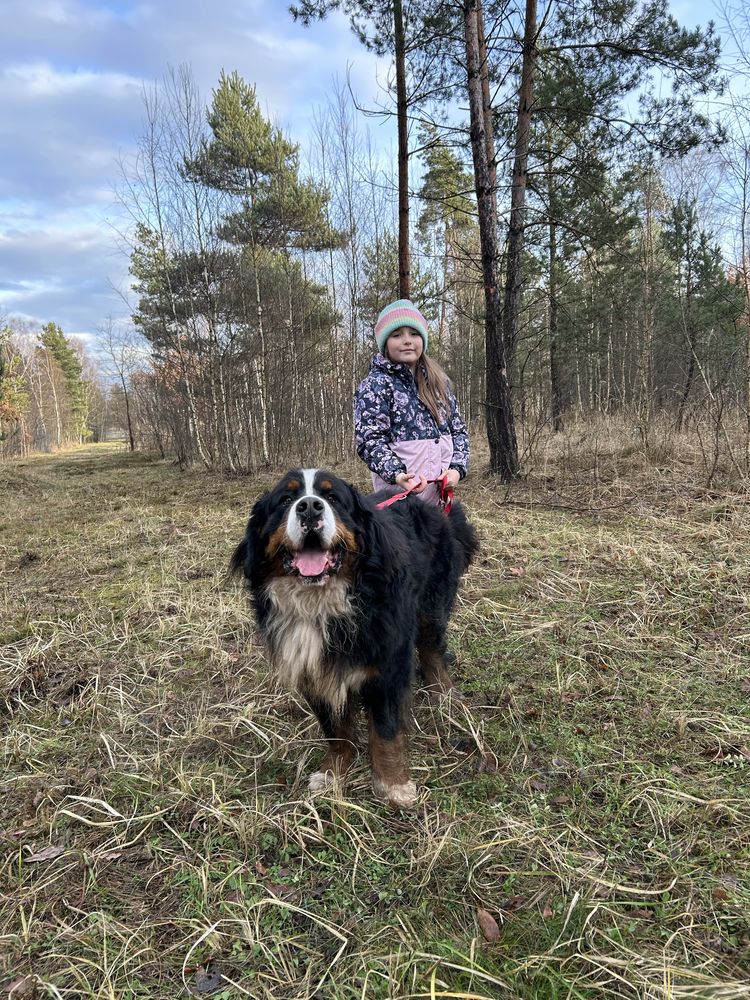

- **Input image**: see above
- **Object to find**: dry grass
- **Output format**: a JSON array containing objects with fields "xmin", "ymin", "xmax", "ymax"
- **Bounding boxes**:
[{"xmin": 1, "ymin": 442, "xmax": 749, "ymax": 999}]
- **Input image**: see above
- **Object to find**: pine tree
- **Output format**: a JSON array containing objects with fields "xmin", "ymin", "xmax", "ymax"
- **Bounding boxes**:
[
  {"xmin": 187, "ymin": 71, "xmax": 343, "ymax": 253},
  {"xmin": 660, "ymin": 198, "xmax": 745, "ymax": 429},
  {"xmin": 38, "ymin": 323, "xmax": 90, "ymax": 443},
  {"xmin": 128, "ymin": 70, "xmax": 343, "ymax": 469}
]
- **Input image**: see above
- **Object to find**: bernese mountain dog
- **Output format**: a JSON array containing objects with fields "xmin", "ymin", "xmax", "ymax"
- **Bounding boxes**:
[{"xmin": 230, "ymin": 468, "xmax": 478, "ymax": 808}]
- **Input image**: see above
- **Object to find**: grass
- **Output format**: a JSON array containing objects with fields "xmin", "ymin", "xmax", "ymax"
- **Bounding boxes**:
[{"xmin": 1, "ymin": 441, "xmax": 749, "ymax": 999}]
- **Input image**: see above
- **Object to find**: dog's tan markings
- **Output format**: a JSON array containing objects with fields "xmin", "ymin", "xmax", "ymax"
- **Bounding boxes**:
[
  {"xmin": 418, "ymin": 647, "xmax": 462, "ymax": 702},
  {"xmin": 320, "ymin": 479, "xmax": 333, "ymax": 492},
  {"xmin": 417, "ymin": 618, "xmax": 465, "ymax": 703},
  {"xmin": 286, "ymin": 479, "xmax": 301, "ymax": 492},
  {"xmin": 267, "ymin": 524, "xmax": 289, "ymax": 558},
  {"xmin": 334, "ymin": 524, "xmax": 357, "ymax": 553},
  {"xmin": 367, "ymin": 716, "xmax": 417, "ymax": 808},
  {"xmin": 308, "ymin": 700, "xmax": 357, "ymax": 792}
]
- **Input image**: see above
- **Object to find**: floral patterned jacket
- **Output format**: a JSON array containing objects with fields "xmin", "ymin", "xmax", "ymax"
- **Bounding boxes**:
[{"xmin": 354, "ymin": 353, "xmax": 470, "ymax": 490}]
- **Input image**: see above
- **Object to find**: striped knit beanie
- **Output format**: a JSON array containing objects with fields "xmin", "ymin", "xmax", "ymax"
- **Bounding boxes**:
[{"xmin": 375, "ymin": 299, "xmax": 429, "ymax": 355}]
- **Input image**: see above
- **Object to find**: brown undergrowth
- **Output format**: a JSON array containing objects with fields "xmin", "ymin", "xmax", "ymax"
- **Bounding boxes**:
[{"xmin": 1, "ymin": 443, "xmax": 748, "ymax": 999}]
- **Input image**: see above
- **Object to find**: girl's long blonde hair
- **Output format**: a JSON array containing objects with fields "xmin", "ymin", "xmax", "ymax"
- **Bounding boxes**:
[{"xmin": 415, "ymin": 353, "xmax": 451, "ymax": 425}]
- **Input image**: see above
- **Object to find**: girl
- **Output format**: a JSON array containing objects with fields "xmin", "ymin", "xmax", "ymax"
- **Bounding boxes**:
[{"xmin": 354, "ymin": 299, "xmax": 469, "ymax": 506}]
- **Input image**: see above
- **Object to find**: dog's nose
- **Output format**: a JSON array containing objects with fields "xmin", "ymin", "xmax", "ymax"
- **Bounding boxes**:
[
  {"xmin": 297, "ymin": 497, "xmax": 324, "ymax": 516},
  {"xmin": 295, "ymin": 497, "xmax": 325, "ymax": 527}
]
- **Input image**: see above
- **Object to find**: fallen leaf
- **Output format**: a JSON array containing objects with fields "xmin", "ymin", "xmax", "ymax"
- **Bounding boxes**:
[
  {"xmin": 254, "ymin": 860, "xmax": 268, "ymax": 877},
  {"xmin": 266, "ymin": 883, "xmax": 300, "ymax": 901},
  {"xmin": 5, "ymin": 975, "xmax": 37, "ymax": 998},
  {"xmin": 24, "ymin": 844, "xmax": 64, "ymax": 864},
  {"xmin": 477, "ymin": 753, "xmax": 500, "ymax": 773},
  {"xmin": 541, "ymin": 901, "xmax": 555, "ymax": 919},
  {"xmin": 477, "ymin": 907, "xmax": 501, "ymax": 942},
  {"xmin": 712, "ymin": 887, "xmax": 730, "ymax": 902}
]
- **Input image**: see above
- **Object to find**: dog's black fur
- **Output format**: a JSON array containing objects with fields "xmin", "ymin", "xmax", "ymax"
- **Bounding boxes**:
[{"xmin": 230, "ymin": 468, "xmax": 478, "ymax": 805}]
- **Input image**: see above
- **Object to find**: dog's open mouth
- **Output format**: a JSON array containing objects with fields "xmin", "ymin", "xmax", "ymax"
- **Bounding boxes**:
[{"xmin": 283, "ymin": 537, "xmax": 342, "ymax": 584}]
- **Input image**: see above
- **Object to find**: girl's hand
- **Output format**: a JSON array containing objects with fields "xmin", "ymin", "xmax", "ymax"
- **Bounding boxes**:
[
  {"xmin": 395, "ymin": 472, "xmax": 428, "ymax": 494},
  {"xmin": 442, "ymin": 468, "xmax": 461, "ymax": 489}
]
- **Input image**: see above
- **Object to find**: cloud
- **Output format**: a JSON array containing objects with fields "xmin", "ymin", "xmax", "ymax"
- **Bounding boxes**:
[
  {"xmin": 0, "ymin": 224, "xmax": 130, "ymax": 334},
  {"xmin": 0, "ymin": 0, "xmax": 386, "ymax": 345},
  {"xmin": 4, "ymin": 62, "xmax": 143, "ymax": 98}
]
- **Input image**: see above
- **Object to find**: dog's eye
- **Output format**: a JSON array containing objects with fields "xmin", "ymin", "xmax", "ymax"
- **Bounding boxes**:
[
  {"xmin": 327, "ymin": 494, "xmax": 337, "ymax": 504},
  {"xmin": 280, "ymin": 495, "xmax": 293, "ymax": 507}
]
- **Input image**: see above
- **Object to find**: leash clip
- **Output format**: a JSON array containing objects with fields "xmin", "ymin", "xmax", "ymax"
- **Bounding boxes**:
[{"xmin": 435, "ymin": 474, "xmax": 454, "ymax": 516}]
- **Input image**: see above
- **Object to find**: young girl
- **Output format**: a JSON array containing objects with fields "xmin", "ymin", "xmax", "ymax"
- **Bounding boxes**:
[{"xmin": 354, "ymin": 299, "xmax": 470, "ymax": 506}]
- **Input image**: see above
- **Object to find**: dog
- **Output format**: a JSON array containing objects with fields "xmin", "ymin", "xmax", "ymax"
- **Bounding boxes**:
[{"xmin": 230, "ymin": 468, "xmax": 478, "ymax": 807}]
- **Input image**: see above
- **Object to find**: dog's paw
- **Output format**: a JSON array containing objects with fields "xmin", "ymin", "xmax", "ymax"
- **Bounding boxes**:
[
  {"xmin": 373, "ymin": 778, "xmax": 418, "ymax": 809},
  {"xmin": 308, "ymin": 770, "xmax": 335, "ymax": 793}
]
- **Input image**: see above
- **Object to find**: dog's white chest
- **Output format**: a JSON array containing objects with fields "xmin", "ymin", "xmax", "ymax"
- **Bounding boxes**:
[{"xmin": 263, "ymin": 577, "xmax": 361, "ymax": 712}]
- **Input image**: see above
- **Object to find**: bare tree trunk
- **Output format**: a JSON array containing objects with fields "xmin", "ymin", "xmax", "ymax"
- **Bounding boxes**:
[
  {"xmin": 639, "ymin": 171, "xmax": 657, "ymax": 423},
  {"xmin": 620, "ymin": 318, "xmax": 628, "ymax": 408},
  {"xmin": 739, "ymin": 154, "xmax": 750, "ymax": 471},
  {"xmin": 547, "ymin": 161, "xmax": 563, "ymax": 432},
  {"xmin": 29, "ymin": 358, "xmax": 49, "ymax": 451},
  {"xmin": 676, "ymin": 339, "xmax": 697, "ymax": 431},
  {"xmin": 502, "ymin": 0, "xmax": 537, "ymax": 366},
  {"xmin": 676, "ymin": 250, "xmax": 695, "ymax": 432},
  {"xmin": 605, "ymin": 304, "xmax": 613, "ymax": 413},
  {"xmin": 464, "ymin": 0, "xmax": 519, "ymax": 481},
  {"xmin": 248, "ymin": 224, "xmax": 270, "ymax": 463},
  {"xmin": 123, "ymin": 382, "xmax": 135, "ymax": 452},
  {"xmin": 394, "ymin": 0, "xmax": 410, "ymax": 299},
  {"xmin": 477, "ymin": 0, "xmax": 497, "ymax": 232},
  {"xmin": 44, "ymin": 354, "xmax": 64, "ymax": 449}
]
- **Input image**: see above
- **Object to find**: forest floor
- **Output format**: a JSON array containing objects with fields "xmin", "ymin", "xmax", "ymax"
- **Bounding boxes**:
[{"xmin": 1, "ymin": 443, "xmax": 749, "ymax": 999}]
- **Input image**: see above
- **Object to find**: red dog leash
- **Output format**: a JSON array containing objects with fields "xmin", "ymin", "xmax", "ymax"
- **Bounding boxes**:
[{"xmin": 376, "ymin": 474, "xmax": 454, "ymax": 516}]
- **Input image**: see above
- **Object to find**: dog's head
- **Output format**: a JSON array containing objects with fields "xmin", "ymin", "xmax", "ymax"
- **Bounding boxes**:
[{"xmin": 231, "ymin": 468, "xmax": 380, "ymax": 590}]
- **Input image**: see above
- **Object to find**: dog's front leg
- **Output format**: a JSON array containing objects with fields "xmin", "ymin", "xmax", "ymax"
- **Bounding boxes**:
[
  {"xmin": 363, "ymin": 677, "xmax": 417, "ymax": 809},
  {"xmin": 306, "ymin": 695, "xmax": 357, "ymax": 792}
]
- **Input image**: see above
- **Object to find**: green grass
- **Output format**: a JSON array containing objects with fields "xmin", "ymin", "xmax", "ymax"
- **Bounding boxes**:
[{"xmin": 1, "ymin": 442, "xmax": 749, "ymax": 998}]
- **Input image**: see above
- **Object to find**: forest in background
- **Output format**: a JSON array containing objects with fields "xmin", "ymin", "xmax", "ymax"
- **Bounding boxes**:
[{"xmin": 2, "ymin": 0, "xmax": 750, "ymax": 483}]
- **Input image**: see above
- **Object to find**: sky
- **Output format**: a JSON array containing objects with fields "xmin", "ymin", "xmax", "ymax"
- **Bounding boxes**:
[
  {"xmin": 0, "ymin": 0, "xmax": 386, "ymax": 350},
  {"xmin": 0, "ymin": 0, "xmax": 733, "ymax": 353}
]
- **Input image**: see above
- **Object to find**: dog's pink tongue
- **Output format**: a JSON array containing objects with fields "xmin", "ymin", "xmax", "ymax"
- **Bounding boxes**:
[{"xmin": 292, "ymin": 550, "xmax": 329, "ymax": 577}]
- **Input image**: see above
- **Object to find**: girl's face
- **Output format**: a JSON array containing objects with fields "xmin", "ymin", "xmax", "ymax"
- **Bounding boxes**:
[{"xmin": 385, "ymin": 326, "xmax": 423, "ymax": 371}]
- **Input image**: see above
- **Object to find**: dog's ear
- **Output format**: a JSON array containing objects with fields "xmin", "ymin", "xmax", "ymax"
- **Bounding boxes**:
[
  {"xmin": 228, "ymin": 494, "xmax": 266, "ymax": 582},
  {"xmin": 349, "ymin": 483, "xmax": 399, "ymax": 577},
  {"xmin": 229, "ymin": 537, "xmax": 249, "ymax": 578}
]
